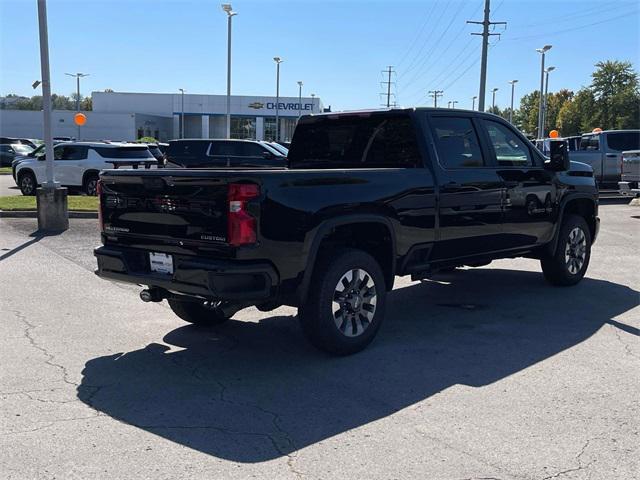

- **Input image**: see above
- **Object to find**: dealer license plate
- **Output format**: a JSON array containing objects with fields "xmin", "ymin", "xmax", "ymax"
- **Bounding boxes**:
[{"xmin": 149, "ymin": 252, "xmax": 174, "ymax": 275}]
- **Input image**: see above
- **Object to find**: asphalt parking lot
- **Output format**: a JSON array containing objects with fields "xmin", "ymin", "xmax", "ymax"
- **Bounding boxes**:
[{"xmin": 1, "ymin": 201, "xmax": 638, "ymax": 480}]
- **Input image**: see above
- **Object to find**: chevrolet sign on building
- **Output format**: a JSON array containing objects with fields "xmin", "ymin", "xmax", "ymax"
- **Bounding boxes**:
[{"xmin": 91, "ymin": 92, "xmax": 325, "ymax": 142}]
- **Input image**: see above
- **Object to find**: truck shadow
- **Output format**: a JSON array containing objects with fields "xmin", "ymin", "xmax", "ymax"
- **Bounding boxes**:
[{"xmin": 78, "ymin": 268, "xmax": 639, "ymax": 463}]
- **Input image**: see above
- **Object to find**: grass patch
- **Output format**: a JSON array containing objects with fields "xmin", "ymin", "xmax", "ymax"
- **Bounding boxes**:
[
  {"xmin": 0, "ymin": 195, "xmax": 98, "ymax": 211},
  {"xmin": 0, "ymin": 167, "xmax": 12, "ymax": 175}
]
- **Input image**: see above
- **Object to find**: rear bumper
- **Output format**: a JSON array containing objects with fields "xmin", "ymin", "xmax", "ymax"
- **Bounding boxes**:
[{"xmin": 94, "ymin": 245, "xmax": 278, "ymax": 301}]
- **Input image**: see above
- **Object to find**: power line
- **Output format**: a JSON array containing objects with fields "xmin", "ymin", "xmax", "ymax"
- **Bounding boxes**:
[
  {"xmin": 395, "ymin": 0, "xmax": 441, "ymax": 68},
  {"xmin": 467, "ymin": 0, "xmax": 506, "ymax": 111},
  {"xmin": 379, "ymin": 66, "xmax": 396, "ymax": 108}
]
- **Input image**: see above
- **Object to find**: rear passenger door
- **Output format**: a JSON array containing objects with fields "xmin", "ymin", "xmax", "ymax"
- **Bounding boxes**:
[
  {"xmin": 479, "ymin": 119, "xmax": 555, "ymax": 249},
  {"xmin": 426, "ymin": 114, "xmax": 504, "ymax": 260}
]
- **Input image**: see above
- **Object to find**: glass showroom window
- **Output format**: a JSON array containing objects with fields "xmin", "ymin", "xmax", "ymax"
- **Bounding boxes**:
[
  {"xmin": 282, "ymin": 118, "xmax": 297, "ymax": 142},
  {"xmin": 230, "ymin": 117, "xmax": 256, "ymax": 139},
  {"xmin": 264, "ymin": 117, "xmax": 276, "ymax": 141}
]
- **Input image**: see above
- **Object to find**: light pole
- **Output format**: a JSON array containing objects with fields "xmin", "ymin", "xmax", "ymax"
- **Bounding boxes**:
[
  {"xmin": 297, "ymin": 81, "xmax": 303, "ymax": 120},
  {"xmin": 65, "ymin": 72, "xmax": 89, "ymax": 140},
  {"xmin": 472, "ymin": 96, "xmax": 477, "ymax": 110},
  {"xmin": 178, "ymin": 88, "xmax": 185, "ymax": 138},
  {"xmin": 491, "ymin": 88, "xmax": 499, "ymax": 111},
  {"xmin": 222, "ymin": 4, "xmax": 236, "ymax": 139},
  {"xmin": 37, "ymin": 0, "xmax": 67, "ymax": 230},
  {"xmin": 451, "ymin": 100, "xmax": 458, "ymax": 109},
  {"xmin": 536, "ymin": 44, "xmax": 552, "ymax": 139},
  {"xmin": 508, "ymin": 79, "xmax": 518, "ymax": 124},
  {"xmin": 273, "ymin": 57, "xmax": 283, "ymax": 141},
  {"xmin": 447, "ymin": 101, "xmax": 452, "ymax": 108},
  {"xmin": 542, "ymin": 66, "xmax": 555, "ymax": 137},
  {"xmin": 310, "ymin": 93, "xmax": 315, "ymax": 113}
]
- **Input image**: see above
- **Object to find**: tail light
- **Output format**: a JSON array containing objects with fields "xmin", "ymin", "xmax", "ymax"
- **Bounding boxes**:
[
  {"xmin": 228, "ymin": 183, "xmax": 259, "ymax": 246},
  {"xmin": 96, "ymin": 179, "xmax": 104, "ymax": 232}
]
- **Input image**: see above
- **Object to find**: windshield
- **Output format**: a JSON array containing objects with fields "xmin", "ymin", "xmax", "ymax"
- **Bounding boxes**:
[
  {"xmin": 607, "ymin": 132, "xmax": 640, "ymax": 152},
  {"xmin": 12, "ymin": 144, "xmax": 34, "ymax": 155}
]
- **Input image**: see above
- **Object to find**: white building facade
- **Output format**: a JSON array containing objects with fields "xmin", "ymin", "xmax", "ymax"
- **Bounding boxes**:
[{"xmin": 0, "ymin": 91, "xmax": 325, "ymax": 142}]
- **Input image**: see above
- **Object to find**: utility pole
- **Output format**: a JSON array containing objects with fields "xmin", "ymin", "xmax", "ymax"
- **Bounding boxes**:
[
  {"xmin": 380, "ymin": 66, "xmax": 396, "ymax": 108},
  {"xmin": 428, "ymin": 90, "xmax": 443, "ymax": 108},
  {"xmin": 467, "ymin": 0, "xmax": 506, "ymax": 112},
  {"xmin": 472, "ymin": 96, "xmax": 477, "ymax": 110},
  {"xmin": 65, "ymin": 72, "xmax": 88, "ymax": 140}
]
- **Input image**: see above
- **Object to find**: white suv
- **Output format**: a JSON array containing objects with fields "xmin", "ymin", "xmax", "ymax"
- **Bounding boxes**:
[{"xmin": 14, "ymin": 142, "xmax": 156, "ymax": 196}]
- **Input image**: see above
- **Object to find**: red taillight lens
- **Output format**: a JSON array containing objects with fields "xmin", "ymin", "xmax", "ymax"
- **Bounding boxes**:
[
  {"xmin": 228, "ymin": 183, "xmax": 259, "ymax": 246},
  {"xmin": 96, "ymin": 179, "xmax": 104, "ymax": 232}
]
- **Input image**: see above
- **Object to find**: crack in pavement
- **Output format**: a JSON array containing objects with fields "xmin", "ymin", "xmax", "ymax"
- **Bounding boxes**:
[
  {"xmin": 540, "ymin": 437, "xmax": 601, "ymax": 480},
  {"xmin": 611, "ymin": 325, "xmax": 640, "ymax": 361}
]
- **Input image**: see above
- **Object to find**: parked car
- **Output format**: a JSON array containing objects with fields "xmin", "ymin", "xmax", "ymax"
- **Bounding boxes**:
[
  {"xmin": 618, "ymin": 150, "xmax": 640, "ymax": 197},
  {"xmin": 0, "ymin": 137, "xmax": 37, "ymax": 149},
  {"xmin": 95, "ymin": 108, "xmax": 599, "ymax": 355},
  {"xmin": 534, "ymin": 136, "xmax": 581, "ymax": 156},
  {"xmin": 569, "ymin": 130, "xmax": 640, "ymax": 187},
  {"xmin": 10, "ymin": 140, "xmax": 71, "ymax": 180},
  {"xmin": 15, "ymin": 142, "xmax": 156, "ymax": 196},
  {"xmin": 164, "ymin": 139, "xmax": 287, "ymax": 168},
  {"xmin": 0, "ymin": 143, "xmax": 33, "ymax": 167}
]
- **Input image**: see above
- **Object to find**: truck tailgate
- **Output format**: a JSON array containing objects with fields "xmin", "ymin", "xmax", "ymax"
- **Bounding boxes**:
[{"xmin": 100, "ymin": 173, "xmax": 230, "ymax": 245}]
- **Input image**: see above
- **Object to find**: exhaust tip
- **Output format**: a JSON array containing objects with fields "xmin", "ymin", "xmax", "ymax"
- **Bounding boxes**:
[{"xmin": 140, "ymin": 288, "xmax": 163, "ymax": 302}]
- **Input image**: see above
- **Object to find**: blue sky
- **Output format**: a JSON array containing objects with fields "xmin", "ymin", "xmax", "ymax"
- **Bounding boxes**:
[{"xmin": 1, "ymin": 0, "xmax": 638, "ymax": 111}]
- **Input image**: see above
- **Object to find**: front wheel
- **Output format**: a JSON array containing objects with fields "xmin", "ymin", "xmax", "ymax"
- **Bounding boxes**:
[
  {"xmin": 541, "ymin": 214, "xmax": 591, "ymax": 286},
  {"xmin": 84, "ymin": 173, "xmax": 99, "ymax": 196},
  {"xmin": 167, "ymin": 298, "xmax": 232, "ymax": 326},
  {"xmin": 19, "ymin": 171, "xmax": 37, "ymax": 196},
  {"xmin": 299, "ymin": 248, "xmax": 387, "ymax": 355}
]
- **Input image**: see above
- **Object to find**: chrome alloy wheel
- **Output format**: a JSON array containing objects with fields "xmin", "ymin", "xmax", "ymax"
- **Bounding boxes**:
[
  {"xmin": 332, "ymin": 268, "xmax": 377, "ymax": 338},
  {"xmin": 21, "ymin": 175, "xmax": 35, "ymax": 195},
  {"xmin": 564, "ymin": 227, "xmax": 587, "ymax": 275}
]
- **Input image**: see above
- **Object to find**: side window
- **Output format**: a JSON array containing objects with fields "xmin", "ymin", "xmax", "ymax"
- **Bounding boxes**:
[
  {"xmin": 579, "ymin": 135, "xmax": 600, "ymax": 151},
  {"xmin": 57, "ymin": 146, "xmax": 88, "ymax": 160},
  {"xmin": 211, "ymin": 141, "xmax": 242, "ymax": 156},
  {"xmin": 364, "ymin": 117, "xmax": 421, "ymax": 167},
  {"xmin": 430, "ymin": 116, "xmax": 484, "ymax": 168},
  {"xmin": 0, "ymin": 145, "xmax": 11, "ymax": 153},
  {"xmin": 483, "ymin": 120, "xmax": 532, "ymax": 167},
  {"xmin": 240, "ymin": 143, "xmax": 268, "ymax": 157}
]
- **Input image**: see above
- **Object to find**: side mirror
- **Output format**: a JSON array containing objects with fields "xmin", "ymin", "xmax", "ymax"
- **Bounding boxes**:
[{"xmin": 545, "ymin": 140, "xmax": 569, "ymax": 171}]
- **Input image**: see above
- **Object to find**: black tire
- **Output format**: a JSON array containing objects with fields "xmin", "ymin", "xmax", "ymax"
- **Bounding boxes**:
[
  {"xmin": 541, "ymin": 214, "xmax": 591, "ymax": 286},
  {"xmin": 18, "ymin": 171, "xmax": 37, "ymax": 196},
  {"xmin": 167, "ymin": 298, "xmax": 231, "ymax": 326},
  {"xmin": 84, "ymin": 173, "xmax": 99, "ymax": 196},
  {"xmin": 299, "ymin": 248, "xmax": 387, "ymax": 355}
]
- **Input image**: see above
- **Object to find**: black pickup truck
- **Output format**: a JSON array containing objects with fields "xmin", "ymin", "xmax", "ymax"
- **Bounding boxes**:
[{"xmin": 95, "ymin": 108, "xmax": 599, "ymax": 355}]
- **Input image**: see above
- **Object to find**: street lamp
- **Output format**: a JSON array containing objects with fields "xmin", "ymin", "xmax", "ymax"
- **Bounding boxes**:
[
  {"xmin": 508, "ymin": 80, "xmax": 518, "ymax": 124},
  {"xmin": 542, "ymin": 66, "xmax": 556, "ymax": 137},
  {"xmin": 472, "ymin": 96, "xmax": 477, "ymax": 110},
  {"xmin": 536, "ymin": 44, "xmax": 552, "ymax": 138},
  {"xmin": 451, "ymin": 100, "xmax": 458, "ymax": 109},
  {"xmin": 447, "ymin": 101, "xmax": 452, "ymax": 108},
  {"xmin": 178, "ymin": 88, "xmax": 185, "ymax": 139},
  {"xmin": 65, "ymin": 72, "xmax": 89, "ymax": 140},
  {"xmin": 222, "ymin": 4, "xmax": 237, "ymax": 139},
  {"xmin": 310, "ymin": 93, "xmax": 316, "ymax": 113},
  {"xmin": 491, "ymin": 88, "xmax": 499, "ymax": 111},
  {"xmin": 273, "ymin": 57, "xmax": 283, "ymax": 141},
  {"xmin": 297, "ymin": 81, "xmax": 303, "ymax": 120}
]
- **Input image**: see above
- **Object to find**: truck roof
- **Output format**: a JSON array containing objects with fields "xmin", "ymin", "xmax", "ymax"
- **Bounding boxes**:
[{"xmin": 303, "ymin": 107, "xmax": 503, "ymax": 120}]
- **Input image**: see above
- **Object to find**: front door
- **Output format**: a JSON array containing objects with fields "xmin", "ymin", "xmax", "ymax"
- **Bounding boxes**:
[
  {"xmin": 426, "ymin": 114, "xmax": 504, "ymax": 260},
  {"xmin": 479, "ymin": 118, "xmax": 555, "ymax": 249}
]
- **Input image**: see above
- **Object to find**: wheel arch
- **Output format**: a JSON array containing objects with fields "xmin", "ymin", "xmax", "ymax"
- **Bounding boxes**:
[
  {"xmin": 298, "ymin": 215, "xmax": 397, "ymax": 303},
  {"xmin": 82, "ymin": 169, "xmax": 100, "ymax": 187},
  {"xmin": 549, "ymin": 194, "xmax": 598, "ymax": 255}
]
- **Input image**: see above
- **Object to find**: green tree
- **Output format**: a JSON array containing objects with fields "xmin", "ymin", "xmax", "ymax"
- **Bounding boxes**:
[
  {"xmin": 557, "ymin": 89, "xmax": 597, "ymax": 136},
  {"xmin": 544, "ymin": 89, "xmax": 573, "ymax": 134},
  {"xmin": 590, "ymin": 60, "xmax": 640, "ymax": 129},
  {"xmin": 515, "ymin": 90, "xmax": 541, "ymax": 136}
]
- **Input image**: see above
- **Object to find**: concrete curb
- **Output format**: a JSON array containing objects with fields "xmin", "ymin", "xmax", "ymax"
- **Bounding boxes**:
[{"xmin": 0, "ymin": 210, "xmax": 97, "ymax": 219}]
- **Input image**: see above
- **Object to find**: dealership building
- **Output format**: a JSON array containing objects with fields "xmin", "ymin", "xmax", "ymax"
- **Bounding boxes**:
[{"xmin": 0, "ymin": 91, "xmax": 325, "ymax": 142}]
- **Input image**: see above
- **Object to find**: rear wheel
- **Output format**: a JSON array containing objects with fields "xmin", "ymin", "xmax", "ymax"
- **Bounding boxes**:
[
  {"xmin": 541, "ymin": 214, "xmax": 591, "ymax": 286},
  {"xmin": 84, "ymin": 173, "xmax": 99, "ymax": 196},
  {"xmin": 299, "ymin": 248, "xmax": 386, "ymax": 355},
  {"xmin": 19, "ymin": 171, "xmax": 37, "ymax": 196},
  {"xmin": 167, "ymin": 298, "xmax": 232, "ymax": 326}
]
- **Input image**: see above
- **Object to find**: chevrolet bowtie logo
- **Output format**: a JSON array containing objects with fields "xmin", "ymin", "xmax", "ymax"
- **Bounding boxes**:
[{"xmin": 248, "ymin": 102, "xmax": 264, "ymax": 109}]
